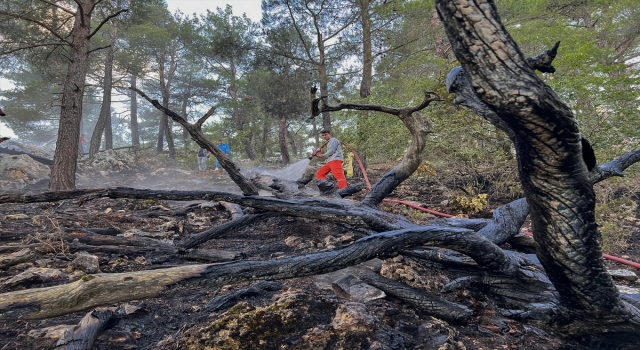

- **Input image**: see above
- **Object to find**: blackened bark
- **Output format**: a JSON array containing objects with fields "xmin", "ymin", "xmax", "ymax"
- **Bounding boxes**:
[
  {"xmin": 435, "ymin": 0, "xmax": 640, "ymax": 334},
  {"xmin": 54, "ymin": 307, "xmax": 120, "ymax": 350}
]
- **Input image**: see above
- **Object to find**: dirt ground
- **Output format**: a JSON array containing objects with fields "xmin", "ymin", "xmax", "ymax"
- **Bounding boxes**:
[{"xmin": 1, "ymin": 162, "xmax": 639, "ymax": 350}]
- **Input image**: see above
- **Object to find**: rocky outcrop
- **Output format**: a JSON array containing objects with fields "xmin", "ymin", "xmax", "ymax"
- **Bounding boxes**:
[{"xmin": 0, "ymin": 154, "xmax": 51, "ymax": 190}]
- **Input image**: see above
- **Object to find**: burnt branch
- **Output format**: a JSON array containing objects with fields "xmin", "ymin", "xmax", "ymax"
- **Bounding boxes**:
[{"xmin": 129, "ymin": 87, "xmax": 259, "ymax": 196}]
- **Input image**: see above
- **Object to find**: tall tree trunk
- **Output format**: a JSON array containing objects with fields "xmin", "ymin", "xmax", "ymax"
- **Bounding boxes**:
[
  {"xmin": 130, "ymin": 74, "xmax": 140, "ymax": 149},
  {"xmin": 104, "ymin": 113, "xmax": 113, "ymax": 150},
  {"xmin": 156, "ymin": 111, "xmax": 165, "ymax": 153},
  {"xmin": 430, "ymin": 9, "xmax": 447, "ymax": 59},
  {"xmin": 244, "ymin": 131, "xmax": 257, "ymax": 160},
  {"xmin": 50, "ymin": 0, "xmax": 93, "ymax": 191},
  {"xmin": 89, "ymin": 1, "xmax": 120, "ymax": 157},
  {"xmin": 89, "ymin": 16, "xmax": 117, "ymax": 157},
  {"xmin": 358, "ymin": 0, "xmax": 373, "ymax": 98},
  {"xmin": 156, "ymin": 48, "xmax": 176, "ymax": 158},
  {"xmin": 278, "ymin": 116, "xmax": 290, "ymax": 165}
]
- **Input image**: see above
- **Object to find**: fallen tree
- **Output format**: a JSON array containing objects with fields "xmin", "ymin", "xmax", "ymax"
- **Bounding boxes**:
[{"xmin": 1, "ymin": 0, "xmax": 639, "ymax": 347}]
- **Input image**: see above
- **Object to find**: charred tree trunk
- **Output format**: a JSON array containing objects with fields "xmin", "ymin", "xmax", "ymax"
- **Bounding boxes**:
[
  {"xmin": 435, "ymin": 0, "xmax": 639, "ymax": 336},
  {"xmin": 181, "ymin": 92, "xmax": 190, "ymax": 150}
]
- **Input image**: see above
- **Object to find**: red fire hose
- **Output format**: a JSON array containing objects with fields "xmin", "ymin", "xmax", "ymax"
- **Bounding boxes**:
[{"xmin": 345, "ymin": 146, "xmax": 640, "ymax": 270}]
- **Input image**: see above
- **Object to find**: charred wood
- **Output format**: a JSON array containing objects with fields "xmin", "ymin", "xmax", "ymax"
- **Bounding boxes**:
[
  {"xmin": 353, "ymin": 268, "xmax": 473, "ymax": 322},
  {"xmin": 54, "ymin": 307, "xmax": 122, "ymax": 350}
]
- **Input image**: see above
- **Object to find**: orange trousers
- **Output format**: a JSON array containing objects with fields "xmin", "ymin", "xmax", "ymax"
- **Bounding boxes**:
[{"xmin": 316, "ymin": 160, "xmax": 347, "ymax": 189}]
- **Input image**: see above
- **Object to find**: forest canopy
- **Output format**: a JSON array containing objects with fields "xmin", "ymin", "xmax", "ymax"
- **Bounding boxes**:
[{"xmin": 0, "ymin": 0, "xmax": 637, "ymax": 170}]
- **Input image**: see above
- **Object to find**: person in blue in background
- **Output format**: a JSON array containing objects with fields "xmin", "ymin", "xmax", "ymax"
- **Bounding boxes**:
[{"xmin": 215, "ymin": 139, "xmax": 231, "ymax": 170}]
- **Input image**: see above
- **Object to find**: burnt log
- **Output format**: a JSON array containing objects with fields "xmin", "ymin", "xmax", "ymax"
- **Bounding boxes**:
[
  {"xmin": 177, "ymin": 213, "xmax": 274, "ymax": 249},
  {"xmin": 64, "ymin": 230, "xmax": 176, "ymax": 253}
]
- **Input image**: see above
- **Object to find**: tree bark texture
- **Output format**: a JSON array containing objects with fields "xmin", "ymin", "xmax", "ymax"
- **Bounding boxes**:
[
  {"xmin": 49, "ymin": 1, "xmax": 93, "ymax": 191},
  {"xmin": 435, "ymin": 0, "xmax": 639, "ymax": 330},
  {"xmin": 358, "ymin": 0, "xmax": 373, "ymax": 98}
]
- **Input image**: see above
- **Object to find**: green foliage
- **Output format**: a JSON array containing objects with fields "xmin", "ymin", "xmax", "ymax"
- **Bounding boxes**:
[
  {"xmin": 454, "ymin": 193, "xmax": 489, "ymax": 214},
  {"xmin": 595, "ymin": 196, "xmax": 636, "ymax": 254},
  {"xmin": 497, "ymin": 0, "xmax": 640, "ymax": 162}
]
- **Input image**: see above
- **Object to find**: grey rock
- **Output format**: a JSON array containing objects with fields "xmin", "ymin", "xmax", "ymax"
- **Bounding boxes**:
[
  {"xmin": 331, "ymin": 274, "xmax": 386, "ymax": 303},
  {"xmin": 609, "ymin": 269, "xmax": 638, "ymax": 282},
  {"xmin": 70, "ymin": 252, "xmax": 101, "ymax": 274}
]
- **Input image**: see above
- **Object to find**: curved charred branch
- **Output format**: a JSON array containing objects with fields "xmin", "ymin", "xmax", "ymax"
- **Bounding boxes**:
[
  {"xmin": 129, "ymin": 87, "xmax": 258, "ymax": 196},
  {"xmin": 0, "ymin": 189, "xmax": 102, "ymax": 204},
  {"xmin": 310, "ymin": 90, "xmax": 441, "ymax": 207},
  {"xmin": 436, "ymin": 0, "xmax": 636, "ymax": 332},
  {"xmin": 0, "ymin": 226, "xmax": 500, "ymax": 320},
  {"xmin": 312, "ymin": 90, "xmax": 440, "ymax": 117},
  {"xmin": 427, "ymin": 198, "xmax": 529, "ymax": 246},
  {"xmin": 98, "ymin": 187, "xmax": 411, "ymax": 231},
  {"xmin": 177, "ymin": 213, "xmax": 274, "ymax": 249},
  {"xmin": 590, "ymin": 147, "xmax": 640, "ymax": 184},
  {"xmin": 350, "ymin": 95, "xmax": 440, "ymax": 207},
  {"xmin": 476, "ymin": 198, "xmax": 529, "ymax": 245},
  {"xmin": 353, "ymin": 268, "xmax": 473, "ymax": 322}
]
